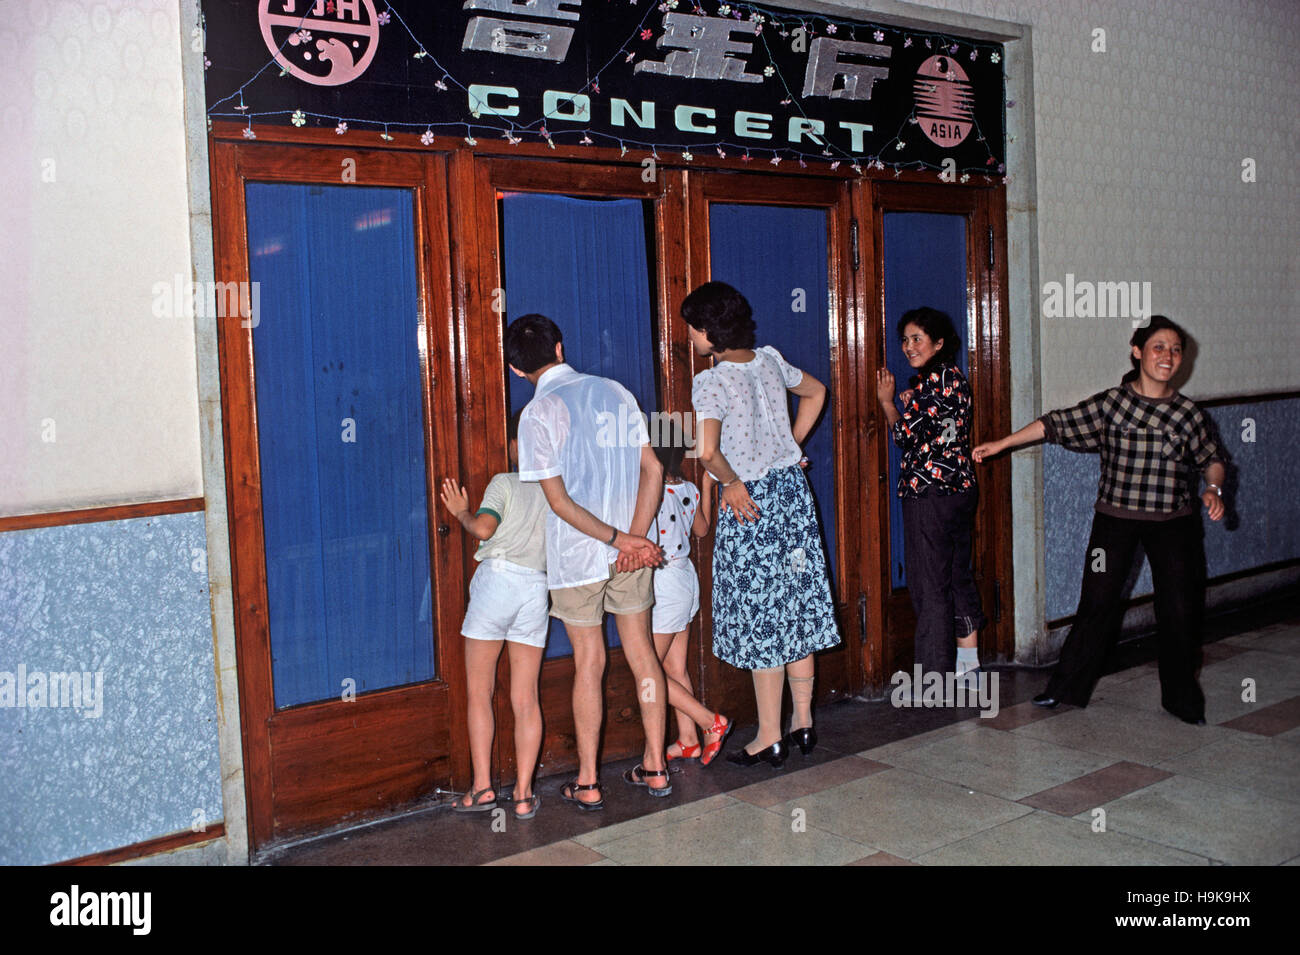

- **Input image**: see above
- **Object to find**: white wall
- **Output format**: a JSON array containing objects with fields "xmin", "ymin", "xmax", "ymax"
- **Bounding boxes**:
[
  {"xmin": 0, "ymin": 0, "xmax": 202, "ymax": 516},
  {"xmin": 841, "ymin": 0, "xmax": 1300, "ymax": 406}
]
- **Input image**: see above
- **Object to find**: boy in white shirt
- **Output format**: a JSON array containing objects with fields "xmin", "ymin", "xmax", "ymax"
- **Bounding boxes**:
[
  {"xmin": 506, "ymin": 314, "xmax": 668, "ymax": 809},
  {"xmin": 440, "ymin": 411, "xmax": 549, "ymax": 820}
]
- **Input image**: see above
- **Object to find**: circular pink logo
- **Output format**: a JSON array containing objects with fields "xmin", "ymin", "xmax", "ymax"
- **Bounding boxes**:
[
  {"xmin": 259, "ymin": 0, "xmax": 380, "ymax": 87},
  {"xmin": 914, "ymin": 55, "xmax": 974, "ymax": 147}
]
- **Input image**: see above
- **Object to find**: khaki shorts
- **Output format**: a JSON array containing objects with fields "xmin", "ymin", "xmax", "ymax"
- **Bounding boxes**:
[{"xmin": 550, "ymin": 565, "xmax": 654, "ymax": 627}]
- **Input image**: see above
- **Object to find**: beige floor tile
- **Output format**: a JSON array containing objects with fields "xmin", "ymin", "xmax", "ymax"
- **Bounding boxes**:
[
  {"xmin": 1011, "ymin": 701, "xmax": 1246, "ymax": 764},
  {"xmin": 731, "ymin": 756, "xmax": 889, "ymax": 808},
  {"xmin": 1094, "ymin": 664, "xmax": 1298, "ymax": 724},
  {"xmin": 486, "ymin": 839, "xmax": 606, "ymax": 866},
  {"xmin": 916, "ymin": 810, "xmax": 1210, "ymax": 866},
  {"xmin": 570, "ymin": 794, "xmax": 737, "ymax": 849},
  {"xmin": 884, "ymin": 725, "xmax": 1114, "ymax": 800},
  {"xmin": 1202, "ymin": 649, "xmax": 1300, "ymax": 690},
  {"xmin": 766, "ymin": 767, "xmax": 1031, "ymax": 859},
  {"xmin": 1155, "ymin": 735, "xmax": 1300, "ymax": 806},
  {"xmin": 1076, "ymin": 775, "xmax": 1300, "ymax": 866},
  {"xmin": 847, "ymin": 851, "xmax": 917, "ymax": 866},
  {"xmin": 1089, "ymin": 670, "xmax": 1164, "ymax": 711},
  {"xmin": 1095, "ymin": 667, "xmax": 1154, "ymax": 689},
  {"xmin": 857, "ymin": 718, "xmax": 978, "ymax": 763},
  {"xmin": 1222, "ymin": 627, "xmax": 1300, "ymax": 655},
  {"xmin": 592, "ymin": 800, "xmax": 870, "ymax": 866}
]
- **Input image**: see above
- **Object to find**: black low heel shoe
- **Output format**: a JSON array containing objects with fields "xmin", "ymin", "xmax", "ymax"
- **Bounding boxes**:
[
  {"xmin": 785, "ymin": 727, "xmax": 817, "ymax": 756},
  {"xmin": 726, "ymin": 739, "xmax": 787, "ymax": 768}
]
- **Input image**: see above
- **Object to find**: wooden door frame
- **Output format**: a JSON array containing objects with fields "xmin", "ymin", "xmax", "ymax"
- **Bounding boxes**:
[
  {"xmin": 208, "ymin": 122, "xmax": 1013, "ymax": 837},
  {"xmin": 861, "ymin": 180, "xmax": 1014, "ymax": 688},
  {"xmin": 452, "ymin": 156, "xmax": 688, "ymax": 780},
  {"xmin": 683, "ymin": 172, "xmax": 866, "ymax": 722},
  {"xmin": 210, "ymin": 142, "xmax": 465, "ymax": 849}
]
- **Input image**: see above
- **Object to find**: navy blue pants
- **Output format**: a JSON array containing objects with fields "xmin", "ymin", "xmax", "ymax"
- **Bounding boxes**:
[
  {"xmin": 1046, "ymin": 511, "xmax": 1206, "ymax": 720},
  {"xmin": 902, "ymin": 488, "xmax": 986, "ymax": 677}
]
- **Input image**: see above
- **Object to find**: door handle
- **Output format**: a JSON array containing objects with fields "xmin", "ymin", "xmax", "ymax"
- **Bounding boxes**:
[{"xmin": 437, "ymin": 523, "xmax": 450, "ymax": 537}]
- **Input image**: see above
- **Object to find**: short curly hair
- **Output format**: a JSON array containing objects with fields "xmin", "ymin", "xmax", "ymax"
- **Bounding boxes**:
[
  {"xmin": 897, "ymin": 307, "xmax": 960, "ymax": 365},
  {"xmin": 680, "ymin": 281, "xmax": 757, "ymax": 352}
]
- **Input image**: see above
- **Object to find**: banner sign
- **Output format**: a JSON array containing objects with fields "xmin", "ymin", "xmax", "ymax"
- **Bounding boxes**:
[{"xmin": 203, "ymin": 0, "xmax": 1005, "ymax": 174}]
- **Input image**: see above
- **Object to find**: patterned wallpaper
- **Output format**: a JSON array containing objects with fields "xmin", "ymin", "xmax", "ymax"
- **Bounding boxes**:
[
  {"xmin": 0, "ymin": 0, "xmax": 204, "ymax": 515},
  {"xmin": 1043, "ymin": 398, "xmax": 1300, "ymax": 620},
  {"xmin": 0, "ymin": 511, "xmax": 222, "ymax": 866}
]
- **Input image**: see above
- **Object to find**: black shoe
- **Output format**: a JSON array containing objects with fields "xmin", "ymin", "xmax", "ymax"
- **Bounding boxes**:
[
  {"xmin": 1032, "ymin": 693, "xmax": 1060, "ymax": 708},
  {"xmin": 785, "ymin": 727, "xmax": 817, "ymax": 756},
  {"xmin": 726, "ymin": 739, "xmax": 787, "ymax": 768}
]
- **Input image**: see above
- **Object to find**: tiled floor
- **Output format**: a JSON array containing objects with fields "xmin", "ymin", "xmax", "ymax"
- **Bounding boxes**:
[{"xmin": 265, "ymin": 604, "xmax": 1300, "ymax": 866}]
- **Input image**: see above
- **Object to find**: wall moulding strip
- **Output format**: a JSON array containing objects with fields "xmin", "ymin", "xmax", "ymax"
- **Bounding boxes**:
[
  {"xmin": 0, "ymin": 497, "xmax": 205, "ymax": 533},
  {"xmin": 51, "ymin": 823, "xmax": 227, "ymax": 867}
]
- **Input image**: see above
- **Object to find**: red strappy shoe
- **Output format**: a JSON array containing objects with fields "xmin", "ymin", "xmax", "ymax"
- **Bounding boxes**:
[
  {"xmin": 666, "ymin": 739, "xmax": 702, "ymax": 762},
  {"xmin": 699, "ymin": 713, "xmax": 733, "ymax": 767}
]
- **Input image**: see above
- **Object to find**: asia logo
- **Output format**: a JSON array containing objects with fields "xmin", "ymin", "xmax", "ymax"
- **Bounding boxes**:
[
  {"xmin": 259, "ymin": 0, "xmax": 381, "ymax": 86},
  {"xmin": 914, "ymin": 54, "xmax": 974, "ymax": 147}
]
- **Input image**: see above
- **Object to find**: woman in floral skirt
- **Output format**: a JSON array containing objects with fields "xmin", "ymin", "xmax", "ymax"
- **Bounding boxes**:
[{"xmin": 682, "ymin": 281, "xmax": 841, "ymax": 768}]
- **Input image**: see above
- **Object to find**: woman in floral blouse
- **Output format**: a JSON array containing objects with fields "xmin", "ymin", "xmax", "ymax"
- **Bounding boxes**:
[{"xmin": 876, "ymin": 307, "xmax": 985, "ymax": 687}]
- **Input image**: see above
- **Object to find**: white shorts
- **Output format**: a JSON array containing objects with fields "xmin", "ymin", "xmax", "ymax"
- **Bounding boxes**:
[
  {"xmin": 652, "ymin": 558, "xmax": 700, "ymax": 634},
  {"xmin": 461, "ymin": 559, "xmax": 550, "ymax": 648}
]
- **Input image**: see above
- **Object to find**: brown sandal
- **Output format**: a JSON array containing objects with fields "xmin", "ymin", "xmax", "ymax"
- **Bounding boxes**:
[
  {"xmin": 623, "ymin": 764, "xmax": 673, "ymax": 798},
  {"xmin": 560, "ymin": 779, "xmax": 604, "ymax": 812}
]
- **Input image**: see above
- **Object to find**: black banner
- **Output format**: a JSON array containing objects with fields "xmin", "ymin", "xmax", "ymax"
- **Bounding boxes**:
[{"xmin": 203, "ymin": 0, "xmax": 1005, "ymax": 173}]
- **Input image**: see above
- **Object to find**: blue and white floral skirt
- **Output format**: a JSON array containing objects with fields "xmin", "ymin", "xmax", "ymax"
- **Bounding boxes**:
[{"xmin": 711, "ymin": 464, "xmax": 842, "ymax": 670}]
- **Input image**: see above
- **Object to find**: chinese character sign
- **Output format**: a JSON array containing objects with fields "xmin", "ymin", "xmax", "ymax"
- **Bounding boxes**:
[{"xmin": 204, "ymin": 0, "xmax": 1005, "ymax": 172}]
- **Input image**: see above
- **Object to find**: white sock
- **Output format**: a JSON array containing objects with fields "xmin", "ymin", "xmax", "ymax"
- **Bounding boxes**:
[{"xmin": 956, "ymin": 647, "xmax": 979, "ymax": 672}]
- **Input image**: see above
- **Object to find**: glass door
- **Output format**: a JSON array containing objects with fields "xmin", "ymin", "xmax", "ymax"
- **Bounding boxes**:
[
  {"xmin": 687, "ymin": 173, "xmax": 866, "ymax": 718},
  {"xmin": 459, "ymin": 158, "xmax": 685, "ymax": 782},
  {"xmin": 870, "ymin": 181, "xmax": 1012, "ymax": 683},
  {"xmin": 213, "ymin": 144, "xmax": 463, "ymax": 848}
]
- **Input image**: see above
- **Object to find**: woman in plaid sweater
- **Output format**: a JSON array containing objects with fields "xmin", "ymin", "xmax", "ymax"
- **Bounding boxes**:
[{"xmin": 973, "ymin": 316, "xmax": 1226, "ymax": 724}]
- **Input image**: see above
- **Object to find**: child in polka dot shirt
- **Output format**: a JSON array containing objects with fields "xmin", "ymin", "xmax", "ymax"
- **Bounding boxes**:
[{"xmin": 648, "ymin": 425, "xmax": 731, "ymax": 765}]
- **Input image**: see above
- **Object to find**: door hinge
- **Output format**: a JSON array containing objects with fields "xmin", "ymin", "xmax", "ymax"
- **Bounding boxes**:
[
  {"xmin": 850, "ymin": 218, "xmax": 860, "ymax": 272},
  {"xmin": 987, "ymin": 225, "xmax": 995, "ymax": 271},
  {"xmin": 992, "ymin": 579, "xmax": 1002, "ymax": 623},
  {"xmin": 858, "ymin": 591, "xmax": 867, "ymax": 644}
]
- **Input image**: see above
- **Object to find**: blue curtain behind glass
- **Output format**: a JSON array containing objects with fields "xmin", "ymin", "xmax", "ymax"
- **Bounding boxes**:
[
  {"xmin": 246, "ymin": 183, "xmax": 435, "ymax": 708},
  {"xmin": 502, "ymin": 193, "xmax": 657, "ymax": 658},
  {"xmin": 708, "ymin": 204, "xmax": 838, "ymax": 586},
  {"xmin": 882, "ymin": 212, "xmax": 970, "ymax": 589}
]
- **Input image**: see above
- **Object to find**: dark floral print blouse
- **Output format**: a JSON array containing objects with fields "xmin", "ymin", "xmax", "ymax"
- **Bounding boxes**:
[{"xmin": 890, "ymin": 361, "xmax": 977, "ymax": 497}]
